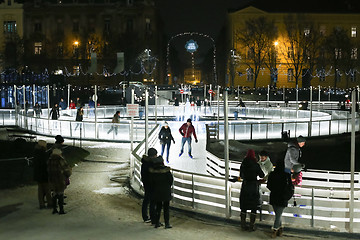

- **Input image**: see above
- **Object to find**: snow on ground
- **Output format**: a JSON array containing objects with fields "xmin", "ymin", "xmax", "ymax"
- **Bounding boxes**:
[{"xmin": 0, "ymin": 140, "xmax": 352, "ymax": 240}]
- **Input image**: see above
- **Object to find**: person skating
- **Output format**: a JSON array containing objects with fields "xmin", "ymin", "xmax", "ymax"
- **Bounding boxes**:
[
  {"xmin": 74, "ymin": 106, "xmax": 83, "ymax": 131},
  {"xmin": 47, "ymin": 148, "xmax": 72, "ymax": 215},
  {"xmin": 34, "ymin": 102, "xmax": 42, "ymax": 118},
  {"xmin": 178, "ymin": 118, "xmax": 198, "ymax": 158},
  {"xmin": 107, "ymin": 111, "xmax": 120, "ymax": 135},
  {"xmin": 149, "ymin": 159, "xmax": 173, "ymax": 229},
  {"xmin": 239, "ymin": 149, "xmax": 265, "ymax": 231},
  {"xmin": 49, "ymin": 103, "xmax": 60, "ymax": 120},
  {"xmin": 267, "ymin": 159, "xmax": 294, "ymax": 238},
  {"xmin": 140, "ymin": 148, "xmax": 163, "ymax": 224},
  {"xmin": 159, "ymin": 121, "xmax": 175, "ymax": 163}
]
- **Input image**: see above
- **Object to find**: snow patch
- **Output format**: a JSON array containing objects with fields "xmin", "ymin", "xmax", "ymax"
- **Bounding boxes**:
[{"xmin": 93, "ymin": 187, "xmax": 127, "ymax": 195}]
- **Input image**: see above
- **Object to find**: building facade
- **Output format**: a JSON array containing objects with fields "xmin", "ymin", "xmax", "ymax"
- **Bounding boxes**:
[{"xmin": 228, "ymin": 6, "xmax": 360, "ymax": 89}]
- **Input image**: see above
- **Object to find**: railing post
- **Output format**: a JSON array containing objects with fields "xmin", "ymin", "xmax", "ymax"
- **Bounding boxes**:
[
  {"xmin": 311, "ymin": 188, "xmax": 314, "ymax": 227},
  {"xmin": 192, "ymin": 174, "xmax": 195, "ymax": 209},
  {"xmin": 250, "ymin": 123, "xmax": 253, "ymax": 140}
]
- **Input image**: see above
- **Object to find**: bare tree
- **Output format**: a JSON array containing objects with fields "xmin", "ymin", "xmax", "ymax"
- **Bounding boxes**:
[
  {"xmin": 325, "ymin": 27, "xmax": 351, "ymax": 88},
  {"xmin": 236, "ymin": 16, "xmax": 278, "ymax": 88}
]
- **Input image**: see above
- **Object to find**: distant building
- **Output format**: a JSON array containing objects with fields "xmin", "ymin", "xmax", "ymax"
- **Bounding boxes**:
[
  {"xmin": 184, "ymin": 68, "xmax": 201, "ymax": 85},
  {"xmin": 228, "ymin": 2, "xmax": 360, "ymax": 89},
  {"xmin": 0, "ymin": 0, "xmax": 24, "ymax": 70}
]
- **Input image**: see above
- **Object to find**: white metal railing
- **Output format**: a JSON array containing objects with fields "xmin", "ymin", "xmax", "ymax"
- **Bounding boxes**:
[{"xmin": 130, "ymin": 127, "xmax": 360, "ymax": 233}]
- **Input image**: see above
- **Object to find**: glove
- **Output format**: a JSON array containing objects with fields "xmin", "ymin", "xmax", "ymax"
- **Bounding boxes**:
[
  {"xmin": 229, "ymin": 177, "xmax": 238, "ymax": 183},
  {"xmin": 181, "ymin": 132, "xmax": 184, "ymax": 136},
  {"xmin": 195, "ymin": 139, "xmax": 198, "ymax": 143},
  {"xmin": 173, "ymin": 140, "xmax": 175, "ymax": 144}
]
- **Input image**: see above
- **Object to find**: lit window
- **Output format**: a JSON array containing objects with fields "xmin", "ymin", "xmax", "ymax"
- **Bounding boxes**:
[
  {"xmin": 34, "ymin": 42, "xmax": 42, "ymax": 55},
  {"xmin": 350, "ymin": 70, "xmax": 356, "ymax": 82},
  {"xmin": 4, "ymin": 21, "xmax": 16, "ymax": 33},
  {"xmin": 304, "ymin": 28, "xmax": 310, "ymax": 36},
  {"xmin": 351, "ymin": 48, "xmax": 358, "ymax": 59},
  {"xmin": 335, "ymin": 48, "xmax": 342, "ymax": 59},
  {"xmin": 247, "ymin": 68, "xmax": 254, "ymax": 81},
  {"xmin": 287, "ymin": 47, "xmax": 294, "ymax": 58},
  {"xmin": 287, "ymin": 69, "xmax": 294, "ymax": 82},
  {"xmin": 351, "ymin": 27, "xmax": 357, "ymax": 38},
  {"xmin": 73, "ymin": 66, "xmax": 80, "ymax": 76}
]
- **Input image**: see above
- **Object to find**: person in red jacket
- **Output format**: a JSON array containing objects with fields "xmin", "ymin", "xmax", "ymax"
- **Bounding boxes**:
[
  {"xmin": 179, "ymin": 118, "xmax": 198, "ymax": 158},
  {"xmin": 69, "ymin": 99, "xmax": 76, "ymax": 109}
]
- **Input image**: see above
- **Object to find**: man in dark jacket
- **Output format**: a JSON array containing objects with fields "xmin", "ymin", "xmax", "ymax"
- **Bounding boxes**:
[
  {"xmin": 149, "ymin": 161, "xmax": 173, "ymax": 229},
  {"xmin": 159, "ymin": 121, "xmax": 175, "ymax": 163},
  {"xmin": 284, "ymin": 136, "xmax": 306, "ymax": 174},
  {"xmin": 179, "ymin": 118, "xmax": 198, "ymax": 158},
  {"xmin": 140, "ymin": 148, "xmax": 163, "ymax": 223},
  {"xmin": 33, "ymin": 140, "xmax": 51, "ymax": 209}
]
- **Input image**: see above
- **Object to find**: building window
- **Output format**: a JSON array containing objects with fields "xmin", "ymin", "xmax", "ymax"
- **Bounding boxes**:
[
  {"xmin": 8, "ymin": 0, "xmax": 11, "ymax": 6},
  {"xmin": 351, "ymin": 27, "xmax": 357, "ymax": 38},
  {"xmin": 73, "ymin": 66, "xmax": 80, "ymax": 76},
  {"xmin": 335, "ymin": 48, "xmax": 342, "ymax": 59},
  {"xmin": 287, "ymin": 47, "xmax": 294, "ymax": 58},
  {"xmin": 73, "ymin": 21, "xmax": 79, "ymax": 32},
  {"xmin": 34, "ymin": 22, "xmax": 42, "ymax": 32},
  {"xmin": 304, "ymin": 28, "xmax": 310, "ymax": 36},
  {"xmin": 350, "ymin": 71, "xmax": 356, "ymax": 82},
  {"xmin": 126, "ymin": 19, "xmax": 133, "ymax": 32},
  {"xmin": 318, "ymin": 69, "xmax": 326, "ymax": 81},
  {"xmin": 104, "ymin": 19, "xmax": 110, "ymax": 33},
  {"xmin": 145, "ymin": 18, "xmax": 151, "ymax": 31},
  {"xmin": 246, "ymin": 68, "xmax": 254, "ymax": 81},
  {"xmin": 335, "ymin": 69, "xmax": 341, "ymax": 82},
  {"xmin": 4, "ymin": 21, "xmax": 16, "ymax": 33},
  {"xmin": 34, "ymin": 42, "xmax": 42, "ymax": 55},
  {"xmin": 287, "ymin": 68, "xmax": 294, "ymax": 82},
  {"xmin": 351, "ymin": 48, "xmax": 358, "ymax": 59},
  {"xmin": 57, "ymin": 42, "xmax": 63, "ymax": 56},
  {"xmin": 320, "ymin": 25, "xmax": 326, "ymax": 36}
]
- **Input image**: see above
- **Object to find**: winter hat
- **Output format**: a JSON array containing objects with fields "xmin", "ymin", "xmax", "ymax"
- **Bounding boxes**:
[
  {"xmin": 245, "ymin": 149, "xmax": 256, "ymax": 160},
  {"xmin": 297, "ymin": 135, "xmax": 306, "ymax": 143},
  {"xmin": 148, "ymin": 148, "xmax": 157, "ymax": 157},
  {"xmin": 164, "ymin": 121, "xmax": 169, "ymax": 127},
  {"xmin": 52, "ymin": 148, "xmax": 62, "ymax": 156},
  {"xmin": 187, "ymin": 118, "xmax": 192, "ymax": 123},
  {"xmin": 37, "ymin": 140, "xmax": 47, "ymax": 148},
  {"xmin": 55, "ymin": 135, "xmax": 64, "ymax": 144},
  {"xmin": 259, "ymin": 150, "xmax": 269, "ymax": 157}
]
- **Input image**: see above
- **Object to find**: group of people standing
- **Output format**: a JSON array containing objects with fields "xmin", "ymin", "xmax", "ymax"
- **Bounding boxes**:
[
  {"xmin": 235, "ymin": 135, "xmax": 306, "ymax": 238},
  {"xmin": 32, "ymin": 135, "xmax": 72, "ymax": 215}
]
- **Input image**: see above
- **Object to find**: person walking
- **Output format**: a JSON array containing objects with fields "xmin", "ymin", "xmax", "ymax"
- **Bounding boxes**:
[
  {"xmin": 140, "ymin": 148, "xmax": 163, "ymax": 224},
  {"xmin": 267, "ymin": 159, "xmax": 294, "ymax": 238},
  {"xmin": 32, "ymin": 140, "xmax": 51, "ymax": 209},
  {"xmin": 74, "ymin": 106, "xmax": 83, "ymax": 131},
  {"xmin": 34, "ymin": 102, "xmax": 42, "ymax": 118},
  {"xmin": 239, "ymin": 149, "xmax": 265, "ymax": 231},
  {"xmin": 107, "ymin": 111, "xmax": 120, "ymax": 135},
  {"xmin": 284, "ymin": 136, "xmax": 306, "ymax": 174},
  {"xmin": 47, "ymin": 148, "xmax": 72, "ymax": 215},
  {"xmin": 150, "ymin": 160, "xmax": 173, "ymax": 229},
  {"xmin": 49, "ymin": 103, "xmax": 60, "ymax": 120},
  {"xmin": 178, "ymin": 118, "xmax": 198, "ymax": 158},
  {"xmin": 159, "ymin": 121, "xmax": 175, "ymax": 163}
]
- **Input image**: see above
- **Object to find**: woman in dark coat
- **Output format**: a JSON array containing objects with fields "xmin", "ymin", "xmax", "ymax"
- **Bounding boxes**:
[
  {"xmin": 149, "ymin": 162, "xmax": 173, "ymax": 229},
  {"xmin": 239, "ymin": 149, "xmax": 264, "ymax": 231},
  {"xmin": 74, "ymin": 106, "xmax": 83, "ymax": 130},
  {"xmin": 49, "ymin": 103, "xmax": 60, "ymax": 120},
  {"xmin": 48, "ymin": 148, "xmax": 72, "ymax": 215},
  {"xmin": 267, "ymin": 160, "xmax": 294, "ymax": 238},
  {"xmin": 158, "ymin": 121, "xmax": 175, "ymax": 163},
  {"xmin": 32, "ymin": 140, "xmax": 51, "ymax": 209}
]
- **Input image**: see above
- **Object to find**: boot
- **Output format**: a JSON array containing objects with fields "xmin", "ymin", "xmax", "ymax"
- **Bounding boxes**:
[
  {"xmin": 58, "ymin": 194, "xmax": 66, "ymax": 215},
  {"xmin": 249, "ymin": 213, "xmax": 256, "ymax": 231},
  {"xmin": 277, "ymin": 227, "xmax": 283, "ymax": 237},
  {"xmin": 271, "ymin": 228, "xmax": 278, "ymax": 238},
  {"xmin": 52, "ymin": 194, "xmax": 58, "ymax": 214},
  {"xmin": 240, "ymin": 212, "xmax": 247, "ymax": 231}
]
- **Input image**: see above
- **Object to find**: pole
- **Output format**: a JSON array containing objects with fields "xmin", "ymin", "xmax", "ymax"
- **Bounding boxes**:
[
  {"xmin": 32, "ymin": 84, "xmax": 36, "ymax": 107},
  {"xmin": 14, "ymin": 85, "xmax": 17, "ymax": 125},
  {"xmin": 204, "ymin": 84, "xmax": 207, "ymax": 99},
  {"xmin": 130, "ymin": 88, "xmax": 134, "ymax": 152},
  {"xmin": 267, "ymin": 85, "xmax": 270, "ymax": 106},
  {"xmin": 328, "ymin": 86, "xmax": 331, "ymax": 101},
  {"xmin": 155, "ymin": 86, "xmax": 158, "ymax": 124},
  {"xmin": 224, "ymin": 90, "xmax": 230, "ymax": 218},
  {"xmin": 296, "ymin": 84, "xmax": 299, "ymax": 118},
  {"xmin": 209, "ymin": 84, "xmax": 212, "ymax": 103},
  {"xmin": 67, "ymin": 84, "xmax": 70, "ymax": 111},
  {"xmin": 181, "ymin": 83, "xmax": 184, "ymax": 103},
  {"xmin": 23, "ymin": 85, "xmax": 26, "ymax": 127},
  {"xmin": 318, "ymin": 85, "xmax": 321, "ymax": 111},
  {"xmin": 349, "ymin": 90, "xmax": 356, "ymax": 233},
  {"xmin": 217, "ymin": 85, "xmax": 220, "ymax": 139},
  {"xmin": 94, "ymin": 85, "xmax": 98, "ymax": 139},
  {"xmin": 309, "ymin": 86, "xmax": 313, "ymax": 137},
  {"xmin": 237, "ymin": 85, "xmax": 240, "ymax": 100},
  {"xmin": 283, "ymin": 86, "xmax": 285, "ymax": 102},
  {"xmin": 47, "ymin": 85, "xmax": 50, "ymax": 131},
  {"xmin": 123, "ymin": 84, "xmax": 126, "ymax": 98},
  {"xmin": 145, "ymin": 88, "xmax": 149, "ymax": 154}
]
